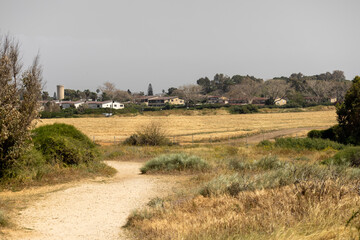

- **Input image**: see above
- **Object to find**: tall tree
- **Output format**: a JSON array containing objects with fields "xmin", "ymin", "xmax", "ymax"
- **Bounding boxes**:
[
  {"xmin": 147, "ymin": 83, "xmax": 153, "ymax": 96},
  {"xmin": 336, "ymin": 76, "xmax": 360, "ymax": 145},
  {"xmin": 263, "ymin": 79, "xmax": 290, "ymax": 104},
  {"xmin": 99, "ymin": 82, "xmax": 116, "ymax": 100},
  {"xmin": 0, "ymin": 35, "xmax": 42, "ymax": 173},
  {"xmin": 227, "ymin": 79, "xmax": 262, "ymax": 104}
]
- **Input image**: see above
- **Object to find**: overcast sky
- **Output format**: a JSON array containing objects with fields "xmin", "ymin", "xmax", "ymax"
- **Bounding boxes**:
[{"xmin": 1, "ymin": 0, "xmax": 359, "ymax": 94}]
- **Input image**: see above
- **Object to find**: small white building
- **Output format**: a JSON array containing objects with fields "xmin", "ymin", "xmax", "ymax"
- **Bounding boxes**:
[{"xmin": 86, "ymin": 100, "xmax": 124, "ymax": 110}]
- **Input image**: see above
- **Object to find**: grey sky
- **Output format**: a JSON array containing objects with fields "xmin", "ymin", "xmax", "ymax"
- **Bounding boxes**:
[{"xmin": 1, "ymin": 0, "xmax": 359, "ymax": 94}]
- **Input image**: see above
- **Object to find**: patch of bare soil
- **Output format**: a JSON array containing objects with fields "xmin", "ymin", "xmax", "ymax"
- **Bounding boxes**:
[{"xmin": 4, "ymin": 161, "xmax": 174, "ymax": 240}]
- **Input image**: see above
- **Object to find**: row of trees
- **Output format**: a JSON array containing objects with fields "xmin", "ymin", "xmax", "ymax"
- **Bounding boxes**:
[
  {"xmin": 161, "ymin": 71, "xmax": 350, "ymax": 106},
  {"xmin": 181, "ymin": 71, "xmax": 351, "ymax": 105},
  {"xmin": 44, "ymin": 70, "xmax": 351, "ymax": 107}
]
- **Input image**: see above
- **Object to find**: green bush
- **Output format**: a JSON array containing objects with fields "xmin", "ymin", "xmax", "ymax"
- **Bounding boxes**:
[
  {"xmin": 227, "ymin": 158, "xmax": 248, "ymax": 171},
  {"xmin": 254, "ymin": 155, "xmax": 284, "ymax": 170},
  {"xmin": 227, "ymin": 155, "xmax": 283, "ymax": 171},
  {"xmin": 228, "ymin": 105, "xmax": 258, "ymax": 114},
  {"xmin": 323, "ymin": 147, "xmax": 360, "ymax": 167},
  {"xmin": 32, "ymin": 123, "xmax": 98, "ymax": 165},
  {"xmin": 307, "ymin": 130, "xmax": 323, "ymax": 139},
  {"xmin": 199, "ymin": 174, "xmax": 253, "ymax": 197},
  {"xmin": 140, "ymin": 153, "xmax": 209, "ymax": 173},
  {"xmin": 123, "ymin": 134, "xmax": 140, "ymax": 145},
  {"xmin": 123, "ymin": 122, "xmax": 172, "ymax": 146},
  {"xmin": 307, "ymin": 125, "xmax": 345, "ymax": 143},
  {"xmin": 257, "ymin": 140, "xmax": 273, "ymax": 148},
  {"xmin": 0, "ymin": 147, "xmax": 47, "ymax": 180},
  {"xmin": 273, "ymin": 137, "xmax": 345, "ymax": 151}
]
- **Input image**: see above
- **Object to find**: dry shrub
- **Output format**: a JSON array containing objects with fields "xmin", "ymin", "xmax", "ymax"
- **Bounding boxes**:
[
  {"xmin": 125, "ymin": 180, "xmax": 360, "ymax": 240},
  {"xmin": 124, "ymin": 122, "xmax": 172, "ymax": 146}
]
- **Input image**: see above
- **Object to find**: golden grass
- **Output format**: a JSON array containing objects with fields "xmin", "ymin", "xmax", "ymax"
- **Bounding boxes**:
[
  {"xmin": 37, "ymin": 110, "xmax": 336, "ymax": 144},
  {"xmin": 126, "ymin": 181, "xmax": 360, "ymax": 240}
]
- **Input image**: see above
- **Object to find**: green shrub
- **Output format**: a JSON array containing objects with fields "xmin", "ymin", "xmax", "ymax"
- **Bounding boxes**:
[
  {"xmin": 32, "ymin": 123, "xmax": 98, "ymax": 165},
  {"xmin": 123, "ymin": 122, "xmax": 172, "ymax": 146},
  {"xmin": 323, "ymin": 147, "xmax": 360, "ymax": 167},
  {"xmin": 273, "ymin": 137, "xmax": 345, "ymax": 151},
  {"xmin": 228, "ymin": 105, "xmax": 258, "ymax": 114},
  {"xmin": 0, "ymin": 147, "xmax": 48, "ymax": 180},
  {"xmin": 227, "ymin": 158, "xmax": 248, "ymax": 171},
  {"xmin": 307, "ymin": 125, "xmax": 344, "ymax": 144},
  {"xmin": 140, "ymin": 153, "xmax": 209, "ymax": 173},
  {"xmin": 257, "ymin": 140, "xmax": 273, "ymax": 148},
  {"xmin": 307, "ymin": 130, "xmax": 323, "ymax": 139},
  {"xmin": 227, "ymin": 155, "xmax": 283, "ymax": 171},
  {"xmin": 254, "ymin": 155, "xmax": 284, "ymax": 170},
  {"xmin": 199, "ymin": 174, "xmax": 254, "ymax": 197},
  {"xmin": 123, "ymin": 134, "xmax": 140, "ymax": 145}
]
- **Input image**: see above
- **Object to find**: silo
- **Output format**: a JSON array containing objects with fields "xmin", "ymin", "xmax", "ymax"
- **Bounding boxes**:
[{"xmin": 57, "ymin": 85, "xmax": 64, "ymax": 100}]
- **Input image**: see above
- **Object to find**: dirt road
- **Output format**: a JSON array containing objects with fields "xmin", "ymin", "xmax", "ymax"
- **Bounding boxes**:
[
  {"xmin": 7, "ymin": 161, "xmax": 172, "ymax": 240},
  {"xmin": 244, "ymin": 126, "xmax": 325, "ymax": 144}
]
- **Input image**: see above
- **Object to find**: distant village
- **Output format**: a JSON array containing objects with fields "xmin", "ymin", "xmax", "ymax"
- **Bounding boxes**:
[
  {"xmin": 39, "ymin": 84, "xmax": 337, "ymax": 113},
  {"xmin": 39, "ymin": 71, "xmax": 350, "ymax": 113}
]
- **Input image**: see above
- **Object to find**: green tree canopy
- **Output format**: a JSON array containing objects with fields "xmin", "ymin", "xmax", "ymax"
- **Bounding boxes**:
[{"xmin": 336, "ymin": 76, "xmax": 360, "ymax": 145}]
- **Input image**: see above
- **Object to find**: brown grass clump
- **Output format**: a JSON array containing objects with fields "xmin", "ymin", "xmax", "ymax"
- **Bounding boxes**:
[{"xmin": 125, "ymin": 180, "xmax": 360, "ymax": 240}]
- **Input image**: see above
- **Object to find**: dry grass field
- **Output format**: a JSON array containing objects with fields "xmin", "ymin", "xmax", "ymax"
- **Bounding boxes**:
[{"xmin": 37, "ymin": 110, "xmax": 337, "ymax": 144}]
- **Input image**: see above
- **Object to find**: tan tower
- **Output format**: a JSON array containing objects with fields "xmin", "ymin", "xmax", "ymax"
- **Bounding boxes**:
[{"xmin": 57, "ymin": 85, "xmax": 64, "ymax": 100}]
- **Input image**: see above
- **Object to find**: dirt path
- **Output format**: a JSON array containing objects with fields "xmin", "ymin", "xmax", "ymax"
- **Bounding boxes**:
[
  {"xmin": 212, "ymin": 126, "xmax": 327, "ymax": 145},
  {"xmin": 6, "ymin": 161, "xmax": 172, "ymax": 240},
  {"xmin": 244, "ymin": 126, "xmax": 325, "ymax": 144}
]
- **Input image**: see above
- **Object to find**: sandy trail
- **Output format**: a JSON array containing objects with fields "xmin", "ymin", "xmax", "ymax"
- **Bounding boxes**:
[{"xmin": 9, "ymin": 161, "xmax": 171, "ymax": 240}]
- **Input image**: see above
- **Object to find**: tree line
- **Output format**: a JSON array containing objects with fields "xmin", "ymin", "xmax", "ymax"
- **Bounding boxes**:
[{"xmin": 166, "ymin": 71, "xmax": 351, "ymax": 105}]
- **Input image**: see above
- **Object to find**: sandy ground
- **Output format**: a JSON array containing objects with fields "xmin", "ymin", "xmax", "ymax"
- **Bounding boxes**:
[{"xmin": 5, "ymin": 161, "xmax": 173, "ymax": 240}]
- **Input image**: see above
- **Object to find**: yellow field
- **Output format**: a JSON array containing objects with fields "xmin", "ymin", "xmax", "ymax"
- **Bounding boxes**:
[{"xmin": 37, "ymin": 110, "xmax": 337, "ymax": 144}]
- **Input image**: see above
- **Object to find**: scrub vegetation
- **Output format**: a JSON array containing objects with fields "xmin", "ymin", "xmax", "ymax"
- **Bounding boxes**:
[{"xmin": 123, "ymin": 140, "xmax": 360, "ymax": 240}]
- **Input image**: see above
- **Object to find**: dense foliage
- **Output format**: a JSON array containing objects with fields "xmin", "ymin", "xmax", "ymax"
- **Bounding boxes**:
[
  {"xmin": 308, "ymin": 76, "xmax": 360, "ymax": 145},
  {"xmin": 323, "ymin": 147, "xmax": 360, "ymax": 167},
  {"xmin": 0, "ymin": 36, "xmax": 42, "ymax": 176},
  {"xmin": 336, "ymin": 76, "xmax": 360, "ymax": 145},
  {"xmin": 228, "ymin": 104, "xmax": 258, "ymax": 114},
  {"xmin": 140, "ymin": 153, "xmax": 209, "ymax": 173},
  {"xmin": 32, "ymin": 124, "xmax": 98, "ymax": 165},
  {"xmin": 258, "ymin": 137, "xmax": 345, "ymax": 151}
]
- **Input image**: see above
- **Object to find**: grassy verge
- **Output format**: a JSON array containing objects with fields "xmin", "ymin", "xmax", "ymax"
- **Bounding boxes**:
[
  {"xmin": 124, "ymin": 138, "xmax": 360, "ymax": 239},
  {"xmin": 140, "ymin": 153, "xmax": 209, "ymax": 174}
]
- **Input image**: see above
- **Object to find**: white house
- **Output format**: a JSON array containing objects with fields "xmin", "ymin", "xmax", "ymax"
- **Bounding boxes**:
[{"xmin": 86, "ymin": 100, "xmax": 124, "ymax": 110}]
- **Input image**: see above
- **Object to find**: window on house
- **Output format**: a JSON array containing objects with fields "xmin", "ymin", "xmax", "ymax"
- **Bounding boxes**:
[{"xmin": 114, "ymin": 105, "xmax": 117, "ymax": 107}]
